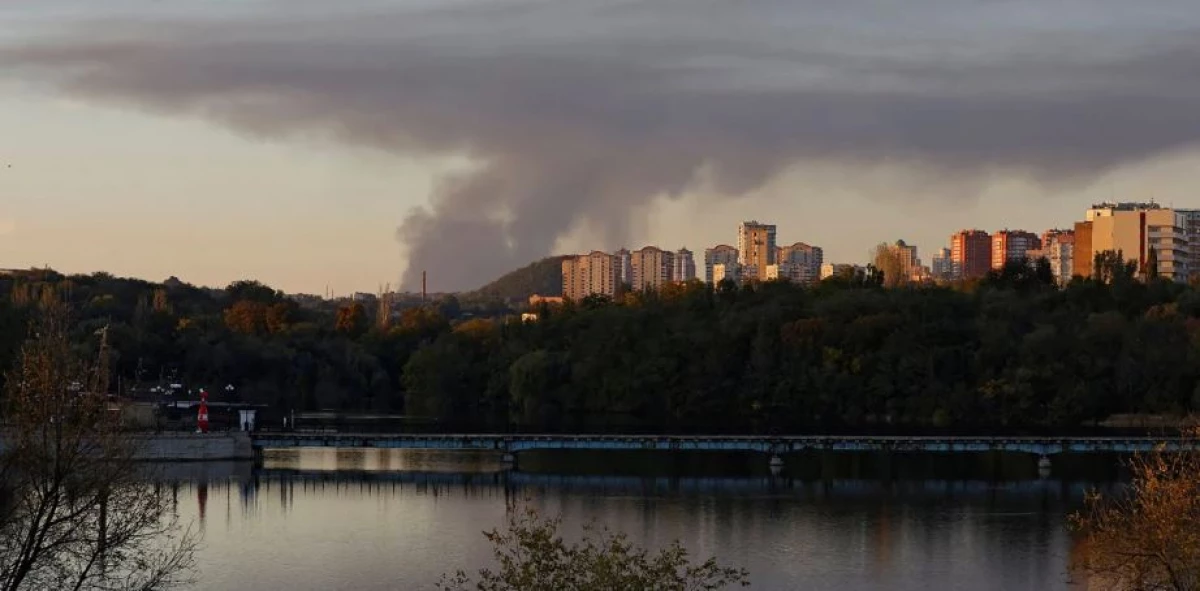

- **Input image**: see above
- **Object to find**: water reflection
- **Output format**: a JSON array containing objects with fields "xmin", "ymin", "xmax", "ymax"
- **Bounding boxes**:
[{"xmin": 164, "ymin": 449, "xmax": 1117, "ymax": 591}]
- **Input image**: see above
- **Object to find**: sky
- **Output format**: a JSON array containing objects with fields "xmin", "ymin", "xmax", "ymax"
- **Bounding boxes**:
[{"xmin": 4, "ymin": 0, "xmax": 1200, "ymax": 293}]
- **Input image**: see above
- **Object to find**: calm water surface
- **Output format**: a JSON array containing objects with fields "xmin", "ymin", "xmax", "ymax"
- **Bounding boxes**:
[{"xmin": 169, "ymin": 449, "xmax": 1119, "ymax": 590}]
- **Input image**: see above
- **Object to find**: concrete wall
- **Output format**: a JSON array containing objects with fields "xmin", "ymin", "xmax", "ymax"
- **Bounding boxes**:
[{"xmin": 132, "ymin": 432, "xmax": 254, "ymax": 461}]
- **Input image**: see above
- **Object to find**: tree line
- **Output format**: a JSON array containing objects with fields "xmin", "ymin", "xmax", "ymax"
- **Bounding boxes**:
[{"xmin": 2, "ymin": 254, "xmax": 1200, "ymax": 433}]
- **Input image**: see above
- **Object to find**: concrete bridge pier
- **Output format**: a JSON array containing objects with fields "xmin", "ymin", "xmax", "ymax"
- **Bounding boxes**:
[
  {"xmin": 768, "ymin": 443, "xmax": 787, "ymax": 475},
  {"xmin": 500, "ymin": 452, "xmax": 516, "ymax": 469},
  {"xmin": 1037, "ymin": 455, "xmax": 1052, "ymax": 478}
]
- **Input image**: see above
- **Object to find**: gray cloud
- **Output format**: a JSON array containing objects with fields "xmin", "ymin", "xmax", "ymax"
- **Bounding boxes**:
[{"xmin": 5, "ymin": 0, "xmax": 1200, "ymax": 290}]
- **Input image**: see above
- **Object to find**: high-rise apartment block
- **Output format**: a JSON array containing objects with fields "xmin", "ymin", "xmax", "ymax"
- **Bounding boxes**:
[
  {"xmin": 776, "ymin": 242, "xmax": 824, "ymax": 284},
  {"xmin": 892, "ymin": 240, "xmax": 921, "ymax": 280},
  {"xmin": 629, "ymin": 246, "xmax": 675, "ymax": 291},
  {"xmin": 737, "ymin": 221, "xmax": 777, "ymax": 279},
  {"xmin": 1031, "ymin": 229, "xmax": 1075, "ymax": 284},
  {"xmin": 562, "ymin": 251, "xmax": 621, "ymax": 301},
  {"xmin": 950, "ymin": 230, "xmax": 991, "ymax": 279},
  {"xmin": 703, "ymin": 245, "xmax": 739, "ymax": 284},
  {"xmin": 1073, "ymin": 221, "xmax": 1094, "ymax": 278},
  {"xmin": 931, "ymin": 247, "xmax": 955, "ymax": 280},
  {"xmin": 614, "ymin": 248, "xmax": 633, "ymax": 287},
  {"xmin": 673, "ymin": 248, "xmax": 697, "ymax": 282},
  {"xmin": 1178, "ymin": 209, "xmax": 1200, "ymax": 282},
  {"xmin": 991, "ymin": 230, "xmax": 1041, "ymax": 269},
  {"xmin": 1084, "ymin": 207, "xmax": 1189, "ymax": 282}
]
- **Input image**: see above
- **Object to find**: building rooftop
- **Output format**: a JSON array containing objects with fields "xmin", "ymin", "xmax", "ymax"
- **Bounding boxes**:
[{"xmin": 1089, "ymin": 201, "xmax": 1161, "ymax": 210}]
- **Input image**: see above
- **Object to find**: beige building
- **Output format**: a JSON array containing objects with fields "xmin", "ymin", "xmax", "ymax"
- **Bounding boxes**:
[
  {"xmin": 892, "ymin": 240, "xmax": 921, "ymax": 281},
  {"xmin": 712, "ymin": 263, "xmax": 741, "ymax": 284},
  {"xmin": 737, "ymin": 221, "xmax": 777, "ymax": 279},
  {"xmin": 1089, "ymin": 208, "xmax": 1189, "ymax": 282},
  {"xmin": 561, "ymin": 251, "xmax": 621, "ymax": 300},
  {"xmin": 629, "ymin": 246, "xmax": 675, "ymax": 291},
  {"xmin": 765, "ymin": 262, "xmax": 799, "ymax": 282},
  {"xmin": 820, "ymin": 263, "xmax": 856, "ymax": 280}
]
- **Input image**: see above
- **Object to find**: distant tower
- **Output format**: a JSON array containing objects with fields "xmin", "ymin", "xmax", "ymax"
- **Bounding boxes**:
[{"xmin": 737, "ymin": 221, "xmax": 777, "ymax": 280}]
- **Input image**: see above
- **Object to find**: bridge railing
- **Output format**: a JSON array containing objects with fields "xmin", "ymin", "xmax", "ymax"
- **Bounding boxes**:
[{"xmin": 248, "ymin": 433, "xmax": 1200, "ymax": 456}]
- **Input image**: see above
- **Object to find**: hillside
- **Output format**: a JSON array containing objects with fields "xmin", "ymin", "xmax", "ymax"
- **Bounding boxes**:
[{"xmin": 470, "ymin": 256, "xmax": 566, "ymax": 301}]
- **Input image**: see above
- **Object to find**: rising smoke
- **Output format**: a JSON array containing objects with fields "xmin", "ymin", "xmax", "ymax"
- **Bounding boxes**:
[{"xmin": 5, "ymin": 0, "xmax": 1200, "ymax": 290}]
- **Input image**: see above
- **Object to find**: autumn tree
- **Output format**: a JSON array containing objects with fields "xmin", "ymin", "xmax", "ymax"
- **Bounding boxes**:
[
  {"xmin": 439, "ymin": 506, "xmax": 749, "ymax": 591},
  {"xmin": 335, "ymin": 302, "xmax": 369, "ymax": 337},
  {"xmin": 1070, "ymin": 429, "xmax": 1200, "ymax": 590},
  {"xmin": 871, "ymin": 243, "xmax": 905, "ymax": 288},
  {"xmin": 0, "ymin": 300, "xmax": 195, "ymax": 591},
  {"xmin": 223, "ymin": 300, "xmax": 268, "ymax": 335}
]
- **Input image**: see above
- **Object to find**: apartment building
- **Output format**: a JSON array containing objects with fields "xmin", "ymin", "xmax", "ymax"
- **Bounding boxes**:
[
  {"xmin": 703, "ymin": 245, "xmax": 739, "ymax": 284},
  {"xmin": 950, "ymin": 230, "xmax": 991, "ymax": 279},
  {"xmin": 561, "ymin": 251, "xmax": 621, "ymax": 300},
  {"xmin": 1072, "ymin": 203, "xmax": 1189, "ymax": 282},
  {"xmin": 737, "ymin": 221, "xmax": 777, "ymax": 279},
  {"xmin": 777, "ymin": 242, "xmax": 824, "ymax": 284},
  {"xmin": 629, "ymin": 246, "xmax": 675, "ymax": 291},
  {"xmin": 991, "ymin": 230, "xmax": 1041, "ymax": 269},
  {"xmin": 930, "ymin": 247, "xmax": 955, "ymax": 281},
  {"xmin": 673, "ymin": 248, "xmax": 697, "ymax": 282}
]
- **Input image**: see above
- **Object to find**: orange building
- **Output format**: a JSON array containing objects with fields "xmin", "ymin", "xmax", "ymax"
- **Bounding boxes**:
[
  {"xmin": 991, "ymin": 230, "xmax": 1042, "ymax": 269},
  {"xmin": 950, "ymin": 230, "xmax": 991, "ymax": 279}
]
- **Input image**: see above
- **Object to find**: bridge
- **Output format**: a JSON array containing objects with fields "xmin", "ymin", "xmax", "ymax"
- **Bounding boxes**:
[{"xmin": 249, "ymin": 433, "xmax": 1200, "ymax": 467}]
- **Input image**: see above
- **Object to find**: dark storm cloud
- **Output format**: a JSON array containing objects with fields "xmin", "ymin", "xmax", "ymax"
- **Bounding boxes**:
[{"xmin": 5, "ymin": 0, "xmax": 1200, "ymax": 290}]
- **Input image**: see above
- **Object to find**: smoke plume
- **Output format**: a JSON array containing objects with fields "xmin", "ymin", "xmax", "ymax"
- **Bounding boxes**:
[{"xmin": 5, "ymin": 0, "xmax": 1200, "ymax": 289}]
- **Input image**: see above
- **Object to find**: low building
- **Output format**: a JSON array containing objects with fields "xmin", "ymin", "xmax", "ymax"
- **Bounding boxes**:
[
  {"xmin": 712, "ymin": 263, "xmax": 742, "ymax": 284},
  {"xmin": 528, "ymin": 295, "xmax": 565, "ymax": 307},
  {"xmin": 820, "ymin": 263, "xmax": 856, "ymax": 280}
]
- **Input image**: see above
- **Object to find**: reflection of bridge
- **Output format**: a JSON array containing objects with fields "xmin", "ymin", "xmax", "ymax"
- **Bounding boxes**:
[
  {"xmin": 177, "ymin": 469, "xmax": 1120, "ymax": 526},
  {"xmin": 249, "ymin": 433, "xmax": 1200, "ymax": 467},
  {"xmin": 250, "ymin": 468, "xmax": 1103, "ymax": 498}
]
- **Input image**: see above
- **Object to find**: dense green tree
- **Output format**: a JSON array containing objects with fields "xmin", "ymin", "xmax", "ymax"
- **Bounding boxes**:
[{"xmin": 7, "ymin": 264, "xmax": 1200, "ymax": 433}]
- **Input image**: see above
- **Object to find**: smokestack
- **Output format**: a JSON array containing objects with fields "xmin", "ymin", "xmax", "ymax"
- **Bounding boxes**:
[{"xmin": 422, "ymin": 271, "xmax": 427, "ymax": 302}]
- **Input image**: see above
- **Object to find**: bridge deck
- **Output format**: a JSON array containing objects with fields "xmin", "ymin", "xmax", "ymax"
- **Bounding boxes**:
[{"xmin": 249, "ymin": 433, "xmax": 1200, "ymax": 455}]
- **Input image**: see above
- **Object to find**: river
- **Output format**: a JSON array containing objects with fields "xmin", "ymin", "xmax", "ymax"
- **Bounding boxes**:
[{"xmin": 167, "ymin": 448, "xmax": 1123, "ymax": 590}]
